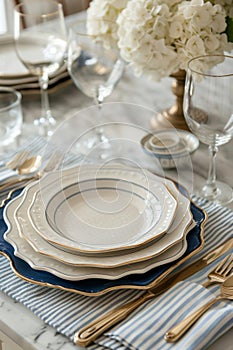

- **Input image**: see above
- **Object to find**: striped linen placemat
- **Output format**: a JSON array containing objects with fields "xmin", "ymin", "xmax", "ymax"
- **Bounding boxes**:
[{"xmin": 0, "ymin": 193, "xmax": 233, "ymax": 350}]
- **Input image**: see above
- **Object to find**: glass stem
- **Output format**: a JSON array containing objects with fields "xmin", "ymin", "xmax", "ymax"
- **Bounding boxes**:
[
  {"xmin": 97, "ymin": 98, "xmax": 103, "ymax": 124},
  {"xmin": 39, "ymin": 72, "xmax": 52, "ymax": 120},
  {"xmin": 95, "ymin": 95, "xmax": 106, "ymax": 143},
  {"xmin": 205, "ymin": 144, "xmax": 218, "ymax": 196},
  {"xmin": 38, "ymin": 72, "xmax": 54, "ymax": 136}
]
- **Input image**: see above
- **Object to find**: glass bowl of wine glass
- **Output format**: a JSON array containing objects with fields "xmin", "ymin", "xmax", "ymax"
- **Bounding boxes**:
[
  {"xmin": 14, "ymin": 0, "xmax": 67, "ymax": 137},
  {"xmin": 67, "ymin": 19, "xmax": 125, "ymax": 155}
]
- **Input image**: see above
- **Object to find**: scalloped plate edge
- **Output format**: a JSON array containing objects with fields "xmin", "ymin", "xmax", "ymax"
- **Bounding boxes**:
[{"xmin": 0, "ymin": 201, "xmax": 207, "ymax": 296}]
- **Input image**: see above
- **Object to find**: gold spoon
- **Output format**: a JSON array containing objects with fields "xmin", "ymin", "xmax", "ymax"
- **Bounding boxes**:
[
  {"xmin": 17, "ymin": 155, "xmax": 42, "ymax": 175},
  {"xmin": 0, "ymin": 151, "xmax": 63, "ymax": 207},
  {"xmin": 0, "ymin": 155, "xmax": 42, "ymax": 191},
  {"xmin": 165, "ymin": 274, "xmax": 233, "ymax": 342},
  {"xmin": 5, "ymin": 150, "xmax": 30, "ymax": 170}
]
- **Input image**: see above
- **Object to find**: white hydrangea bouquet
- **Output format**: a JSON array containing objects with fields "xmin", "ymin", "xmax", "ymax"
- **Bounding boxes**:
[{"xmin": 87, "ymin": 0, "xmax": 233, "ymax": 81}]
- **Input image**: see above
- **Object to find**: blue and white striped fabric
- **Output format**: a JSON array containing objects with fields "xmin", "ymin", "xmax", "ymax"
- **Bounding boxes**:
[{"xmin": 0, "ymin": 146, "xmax": 233, "ymax": 350}]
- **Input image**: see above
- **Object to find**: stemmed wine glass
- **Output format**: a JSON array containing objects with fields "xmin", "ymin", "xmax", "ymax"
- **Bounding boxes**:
[
  {"xmin": 67, "ymin": 19, "xmax": 125, "ymax": 152},
  {"xmin": 184, "ymin": 54, "xmax": 233, "ymax": 204},
  {"xmin": 14, "ymin": 0, "xmax": 67, "ymax": 137}
]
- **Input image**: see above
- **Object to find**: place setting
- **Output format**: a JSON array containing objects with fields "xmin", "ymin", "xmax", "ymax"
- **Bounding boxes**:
[
  {"xmin": 0, "ymin": 56, "xmax": 233, "ymax": 349},
  {"xmin": 0, "ymin": 155, "xmax": 205, "ymax": 289},
  {"xmin": 0, "ymin": 147, "xmax": 233, "ymax": 349},
  {"xmin": 0, "ymin": 95, "xmax": 209, "ymax": 296}
]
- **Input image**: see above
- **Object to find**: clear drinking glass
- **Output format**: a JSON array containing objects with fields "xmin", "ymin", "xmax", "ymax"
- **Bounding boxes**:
[
  {"xmin": 0, "ymin": 87, "xmax": 23, "ymax": 151},
  {"xmin": 183, "ymin": 54, "xmax": 233, "ymax": 204},
  {"xmin": 67, "ymin": 19, "xmax": 125, "ymax": 153},
  {"xmin": 14, "ymin": 0, "xmax": 67, "ymax": 137}
]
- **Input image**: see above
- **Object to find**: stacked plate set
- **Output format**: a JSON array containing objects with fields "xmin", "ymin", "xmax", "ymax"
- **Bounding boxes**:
[
  {"xmin": 1, "ymin": 164, "xmax": 207, "ymax": 296},
  {"xmin": 0, "ymin": 37, "xmax": 70, "ymax": 94}
]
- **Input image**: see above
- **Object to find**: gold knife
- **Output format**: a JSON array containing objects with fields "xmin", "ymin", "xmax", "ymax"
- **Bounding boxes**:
[{"xmin": 74, "ymin": 238, "xmax": 233, "ymax": 347}]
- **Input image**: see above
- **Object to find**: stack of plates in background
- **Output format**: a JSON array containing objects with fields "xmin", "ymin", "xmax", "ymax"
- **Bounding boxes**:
[{"xmin": 0, "ymin": 37, "xmax": 70, "ymax": 94}]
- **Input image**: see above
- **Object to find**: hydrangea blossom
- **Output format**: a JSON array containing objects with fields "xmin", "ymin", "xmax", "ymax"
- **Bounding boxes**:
[
  {"xmin": 86, "ymin": 0, "xmax": 129, "ymax": 48},
  {"xmin": 209, "ymin": 0, "xmax": 233, "ymax": 18},
  {"xmin": 116, "ymin": 0, "xmax": 233, "ymax": 80},
  {"xmin": 87, "ymin": 0, "xmax": 233, "ymax": 81}
]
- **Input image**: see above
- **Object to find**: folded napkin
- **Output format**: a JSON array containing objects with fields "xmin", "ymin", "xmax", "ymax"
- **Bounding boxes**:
[
  {"xmin": 0, "ymin": 154, "xmax": 233, "ymax": 350},
  {"xmin": 88, "ymin": 196, "xmax": 233, "ymax": 350},
  {"xmin": 89, "ymin": 281, "xmax": 233, "ymax": 350}
]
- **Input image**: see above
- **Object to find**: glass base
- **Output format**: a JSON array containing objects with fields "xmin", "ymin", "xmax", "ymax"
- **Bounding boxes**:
[
  {"xmin": 197, "ymin": 180, "xmax": 233, "ymax": 205},
  {"xmin": 75, "ymin": 130, "xmax": 121, "ymax": 161},
  {"xmin": 34, "ymin": 115, "xmax": 56, "ymax": 137}
]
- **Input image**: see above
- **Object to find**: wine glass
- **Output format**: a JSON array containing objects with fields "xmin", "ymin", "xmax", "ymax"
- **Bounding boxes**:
[
  {"xmin": 14, "ymin": 0, "xmax": 67, "ymax": 137},
  {"xmin": 183, "ymin": 54, "xmax": 233, "ymax": 204},
  {"xmin": 67, "ymin": 19, "xmax": 125, "ymax": 153}
]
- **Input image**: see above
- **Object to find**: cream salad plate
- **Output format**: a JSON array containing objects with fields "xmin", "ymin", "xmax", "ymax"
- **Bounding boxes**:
[{"xmin": 29, "ymin": 165, "xmax": 178, "ymax": 254}]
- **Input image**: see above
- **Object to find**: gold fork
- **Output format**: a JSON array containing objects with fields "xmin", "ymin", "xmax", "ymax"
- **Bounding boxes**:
[
  {"xmin": 165, "ymin": 274, "xmax": 233, "ymax": 343},
  {"xmin": 74, "ymin": 252, "xmax": 233, "ymax": 347},
  {"xmin": 0, "ymin": 150, "xmax": 29, "ymax": 172},
  {"xmin": 202, "ymin": 253, "xmax": 233, "ymax": 288},
  {"xmin": 164, "ymin": 254, "xmax": 233, "ymax": 343}
]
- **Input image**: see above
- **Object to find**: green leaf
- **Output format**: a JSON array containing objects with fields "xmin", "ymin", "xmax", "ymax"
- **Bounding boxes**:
[{"xmin": 226, "ymin": 17, "xmax": 233, "ymax": 43}]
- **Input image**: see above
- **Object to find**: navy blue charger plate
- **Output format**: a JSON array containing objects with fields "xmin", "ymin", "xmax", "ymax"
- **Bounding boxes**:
[{"xmin": 0, "ymin": 189, "xmax": 206, "ymax": 296}]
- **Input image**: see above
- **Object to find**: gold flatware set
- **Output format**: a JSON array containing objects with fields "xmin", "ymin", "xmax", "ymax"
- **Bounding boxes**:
[
  {"xmin": 202, "ymin": 253, "xmax": 233, "ymax": 288},
  {"xmin": 0, "ymin": 155, "xmax": 42, "ymax": 192},
  {"xmin": 165, "ymin": 273, "xmax": 233, "ymax": 342},
  {"xmin": 75, "ymin": 241, "xmax": 233, "ymax": 346}
]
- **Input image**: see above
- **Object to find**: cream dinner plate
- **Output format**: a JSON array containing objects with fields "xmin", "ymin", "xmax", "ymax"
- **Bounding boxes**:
[
  {"xmin": 12, "ymin": 169, "xmax": 193, "ymax": 268},
  {"xmin": 3, "ymin": 192, "xmax": 192, "ymax": 280},
  {"xmin": 15, "ymin": 182, "xmax": 193, "ymax": 267},
  {"xmin": 29, "ymin": 165, "xmax": 178, "ymax": 253}
]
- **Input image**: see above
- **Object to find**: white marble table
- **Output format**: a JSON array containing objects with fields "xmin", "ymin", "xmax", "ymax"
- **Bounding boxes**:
[{"xmin": 0, "ymin": 65, "xmax": 233, "ymax": 350}]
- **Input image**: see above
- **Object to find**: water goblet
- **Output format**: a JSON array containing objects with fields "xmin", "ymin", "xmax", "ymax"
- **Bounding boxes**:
[
  {"xmin": 67, "ymin": 19, "xmax": 125, "ymax": 154},
  {"xmin": 14, "ymin": 0, "xmax": 67, "ymax": 137},
  {"xmin": 0, "ymin": 87, "xmax": 23, "ymax": 153},
  {"xmin": 183, "ymin": 54, "xmax": 233, "ymax": 204}
]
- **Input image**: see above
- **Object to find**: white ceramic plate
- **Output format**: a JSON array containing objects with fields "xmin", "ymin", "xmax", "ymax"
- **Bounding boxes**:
[
  {"xmin": 29, "ymin": 165, "xmax": 177, "ymax": 253},
  {"xmin": 18, "ymin": 183, "xmax": 192, "ymax": 267},
  {"xmin": 4, "ymin": 194, "xmax": 191, "ymax": 280},
  {"xmin": 0, "ymin": 67, "xmax": 69, "ymax": 86},
  {"xmin": 0, "ymin": 37, "xmax": 69, "ymax": 89},
  {"xmin": 14, "ymin": 171, "xmax": 193, "ymax": 267}
]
